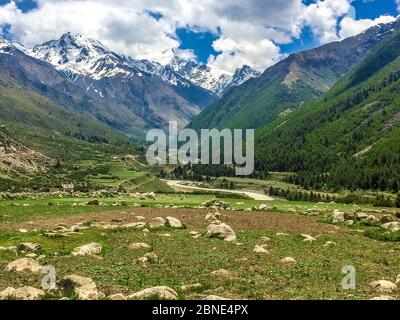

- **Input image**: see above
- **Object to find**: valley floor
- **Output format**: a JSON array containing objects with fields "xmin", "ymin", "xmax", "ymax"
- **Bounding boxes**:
[{"xmin": 0, "ymin": 194, "xmax": 399, "ymax": 300}]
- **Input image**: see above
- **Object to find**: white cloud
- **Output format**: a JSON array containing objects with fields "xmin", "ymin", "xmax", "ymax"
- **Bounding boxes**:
[
  {"xmin": 339, "ymin": 15, "xmax": 397, "ymax": 39},
  {"xmin": 0, "ymin": 0, "xmax": 398, "ymax": 73}
]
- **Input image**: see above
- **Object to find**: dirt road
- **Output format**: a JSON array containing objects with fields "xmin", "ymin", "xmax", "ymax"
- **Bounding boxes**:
[{"xmin": 164, "ymin": 180, "xmax": 274, "ymax": 201}]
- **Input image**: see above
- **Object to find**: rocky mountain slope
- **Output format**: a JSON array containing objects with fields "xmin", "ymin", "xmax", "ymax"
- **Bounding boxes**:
[
  {"xmin": 0, "ymin": 126, "xmax": 53, "ymax": 173},
  {"xmin": 190, "ymin": 18, "xmax": 400, "ymax": 131}
]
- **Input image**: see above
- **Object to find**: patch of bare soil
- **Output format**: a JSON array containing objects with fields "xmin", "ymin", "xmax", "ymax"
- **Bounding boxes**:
[{"xmin": 10, "ymin": 207, "xmax": 343, "ymax": 235}]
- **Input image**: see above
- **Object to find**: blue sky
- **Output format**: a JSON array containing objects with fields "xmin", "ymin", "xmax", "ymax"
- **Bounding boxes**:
[{"xmin": 0, "ymin": 0, "xmax": 399, "ymax": 73}]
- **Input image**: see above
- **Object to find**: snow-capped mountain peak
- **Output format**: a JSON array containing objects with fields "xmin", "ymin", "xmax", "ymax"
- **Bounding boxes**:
[
  {"xmin": 29, "ymin": 33, "xmax": 133, "ymax": 80},
  {"xmin": 27, "ymin": 33, "xmax": 261, "ymax": 95},
  {"xmin": 230, "ymin": 65, "xmax": 261, "ymax": 87}
]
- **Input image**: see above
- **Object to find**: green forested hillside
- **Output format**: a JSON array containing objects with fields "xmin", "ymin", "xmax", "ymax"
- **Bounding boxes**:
[
  {"xmin": 255, "ymin": 31, "xmax": 400, "ymax": 192},
  {"xmin": 189, "ymin": 19, "xmax": 400, "ymax": 132}
]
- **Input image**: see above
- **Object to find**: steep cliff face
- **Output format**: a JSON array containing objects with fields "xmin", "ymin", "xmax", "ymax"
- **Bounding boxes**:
[{"xmin": 0, "ymin": 126, "xmax": 53, "ymax": 173}]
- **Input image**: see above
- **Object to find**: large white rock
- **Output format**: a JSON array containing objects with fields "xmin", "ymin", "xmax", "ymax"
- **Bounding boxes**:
[
  {"xmin": 205, "ymin": 223, "xmax": 236, "ymax": 242},
  {"xmin": 128, "ymin": 286, "xmax": 178, "ymax": 300},
  {"xmin": 59, "ymin": 275, "xmax": 99, "ymax": 300},
  {"xmin": 166, "ymin": 217, "xmax": 185, "ymax": 229},
  {"xmin": 0, "ymin": 286, "xmax": 44, "ymax": 300},
  {"xmin": 71, "ymin": 243, "xmax": 102, "ymax": 257},
  {"xmin": 5, "ymin": 258, "xmax": 43, "ymax": 273},
  {"xmin": 370, "ymin": 280, "xmax": 397, "ymax": 294},
  {"xmin": 382, "ymin": 222, "xmax": 400, "ymax": 232}
]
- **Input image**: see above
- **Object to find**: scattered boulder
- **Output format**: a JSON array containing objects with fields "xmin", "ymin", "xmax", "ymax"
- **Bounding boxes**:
[
  {"xmin": 123, "ymin": 222, "xmax": 146, "ymax": 230},
  {"xmin": 370, "ymin": 295, "xmax": 395, "ymax": 300},
  {"xmin": 128, "ymin": 286, "xmax": 178, "ymax": 300},
  {"xmin": 87, "ymin": 200, "xmax": 100, "ymax": 206},
  {"xmin": 5, "ymin": 258, "xmax": 42, "ymax": 273},
  {"xmin": 144, "ymin": 252, "xmax": 158, "ymax": 262},
  {"xmin": 370, "ymin": 280, "xmax": 397, "ymax": 294},
  {"xmin": 166, "ymin": 217, "xmax": 185, "ymax": 229},
  {"xmin": 205, "ymin": 209, "xmax": 221, "ymax": 221},
  {"xmin": 366, "ymin": 215, "xmax": 378, "ymax": 223},
  {"xmin": 380, "ymin": 214, "xmax": 394, "ymax": 223},
  {"xmin": 301, "ymin": 234, "xmax": 316, "ymax": 242},
  {"xmin": 149, "ymin": 217, "xmax": 166, "ymax": 229},
  {"xmin": 260, "ymin": 236, "xmax": 271, "ymax": 242},
  {"xmin": 58, "ymin": 275, "xmax": 99, "ymax": 300},
  {"xmin": 382, "ymin": 222, "xmax": 400, "ymax": 232},
  {"xmin": 128, "ymin": 243, "xmax": 151, "ymax": 250},
  {"xmin": 259, "ymin": 204, "xmax": 268, "ymax": 211},
  {"xmin": 344, "ymin": 220, "xmax": 354, "ymax": 227},
  {"xmin": 332, "ymin": 211, "xmax": 345, "ymax": 223},
  {"xmin": 324, "ymin": 241, "xmax": 336, "ymax": 247},
  {"xmin": 253, "ymin": 245, "xmax": 269, "ymax": 254},
  {"xmin": 190, "ymin": 231, "xmax": 201, "ymax": 239},
  {"xmin": 17, "ymin": 243, "xmax": 42, "ymax": 252},
  {"xmin": 71, "ymin": 243, "xmax": 102, "ymax": 257},
  {"xmin": 276, "ymin": 232, "xmax": 288, "ymax": 237},
  {"xmin": 205, "ymin": 223, "xmax": 236, "ymax": 242},
  {"xmin": 280, "ymin": 257, "xmax": 297, "ymax": 266},
  {"xmin": 109, "ymin": 293, "xmax": 126, "ymax": 300},
  {"xmin": 210, "ymin": 269, "xmax": 234, "ymax": 279},
  {"xmin": 396, "ymin": 274, "xmax": 400, "ymax": 285},
  {"xmin": 0, "ymin": 286, "xmax": 44, "ymax": 300},
  {"xmin": 356, "ymin": 212, "xmax": 369, "ymax": 220}
]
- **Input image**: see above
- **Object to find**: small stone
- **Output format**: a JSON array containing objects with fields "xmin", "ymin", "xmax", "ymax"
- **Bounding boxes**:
[
  {"xmin": 122, "ymin": 222, "xmax": 147, "ymax": 229},
  {"xmin": 19, "ymin": 229, "xmax": 28, "ymax": 233},
  {"xmin": 210, "ymin": 269, "xmax": 234, "ymax": 279},
  {"xmin": 109, "ymin": 294, "xmax": 126, "ymax": 300},
  {"xmin": 301, "ymin": 234, "xmax": 316, "ymax": 242},
  {"xmin": 253, "ymin": 245, "xmax": 269, "ymax": 254},
  {"xmin": 259, "ymin": 204, "xmax": 268, "ymax": 211},
  {"xmin": 17, "ymin": 243, "xmax": 43, "ymax": 252},
  {"xmin": 260, "ymin": 237, "xmax": 271, "ymax": 242},
  {"xmin": 128, "ymin": 243, "xmax": 151, "ymax": 250},
  {"xmin": 5, "ymin": 258, "xmax": 42, "ymax": 273},
  {"xmin": 71, "ymin": 243, "xmax": 102, "ymax": 257},
  {"xmin": 149, "ymin": 217, "xmax": 166, "ymax": 229},
  {"xmin": 370, "ymin": 280, "xmax": 397, "ymax": 294},
  {"xmin": 87, "ymin": 200, "xmax": 100, "ymax": 206},
  {"xmin": 276, "ymin": 232, "xmax": 288, "ymax": 237},
  {"xmin": 345, "ymin": 220, "xmax": 354, "ymax": 226},
  {"xmin": 396, "ymin": 274, "xmax": 400, "ymax": 285},
  {"xmin": 356, "ymin": 212, "xmax": 369, "ymax": 220},
  {"xmin": 324, "ymin": 241, "xmax": 336, "ymax": 247},
  {"xmin": 128, "ymin": 286, "xmax": 178, "ymax": 300},
  {"xmin": 143, "ymin": 252, "xmax": 158, "ymax": 262},
  {"xmin": 280, "ymin": 257, "xmax": 297, "ymax": 266}
]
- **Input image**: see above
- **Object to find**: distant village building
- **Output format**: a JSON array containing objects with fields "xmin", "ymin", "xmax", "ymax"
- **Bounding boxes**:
[{"xmin": 62, "ymin": 183, "xmax": 75, "ymax": 193}]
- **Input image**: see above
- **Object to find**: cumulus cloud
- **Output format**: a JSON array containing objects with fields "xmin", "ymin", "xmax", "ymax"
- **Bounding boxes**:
[
  {"xmin": 0, "ymin": 0, "xmax": 397, "ymax": 73},
  {"xmin": 339, "ymin": 15, "xmax": 397, "ymax": 39}
]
